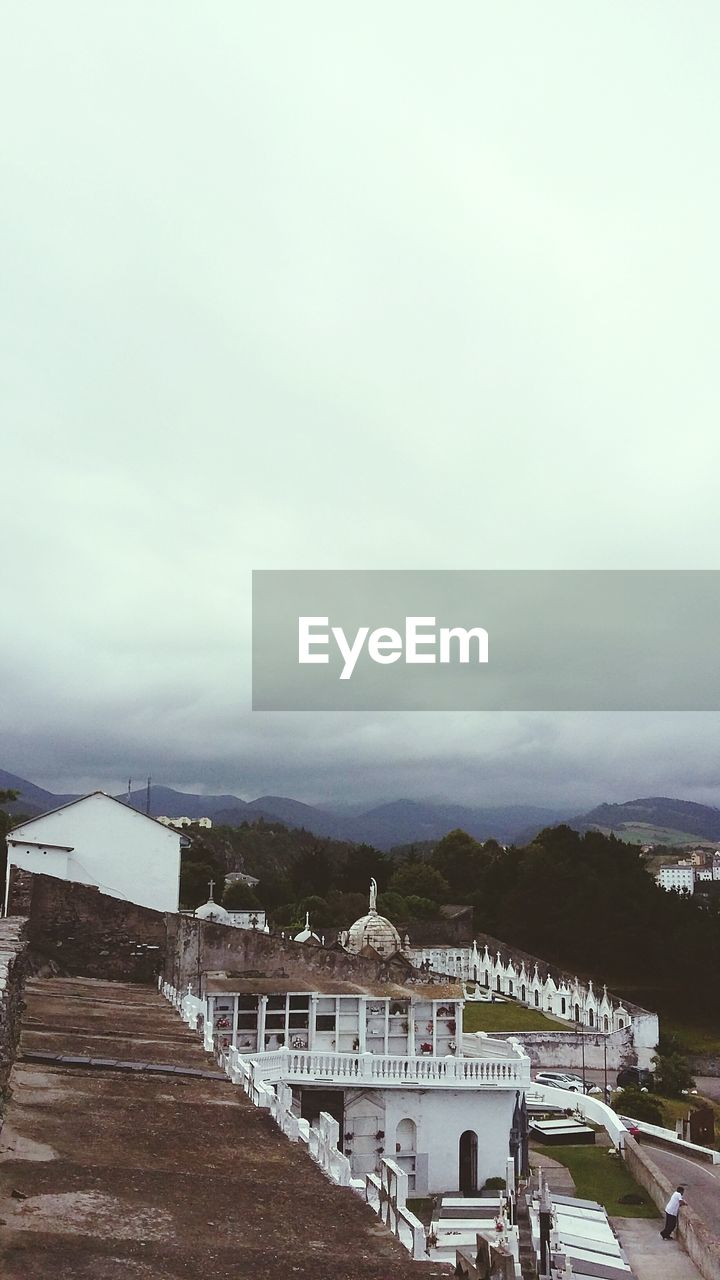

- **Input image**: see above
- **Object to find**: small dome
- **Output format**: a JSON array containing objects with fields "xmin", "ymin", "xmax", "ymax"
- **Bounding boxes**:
[
  {"xmin": 346, "ymin": 911, "xmax": 402, "ymax": 957},
  {"xmin": 345, "ymin": 879, "xmax": 402, "ymax": 958},
  {"xmin": 195, "ymin": 890, "xmax": 231, "ymax": 925}
]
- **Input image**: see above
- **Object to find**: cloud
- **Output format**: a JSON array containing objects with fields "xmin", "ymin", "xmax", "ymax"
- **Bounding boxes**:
[{"xmin": 2, "ymin": 4, "xmax": 720, "ymax": 807}]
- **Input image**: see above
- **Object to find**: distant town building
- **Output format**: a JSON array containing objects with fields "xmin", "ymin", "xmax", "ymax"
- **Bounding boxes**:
[
  {"xmin": 655, "ymin": 864, "xmax": 695, "ymax": 893},
  {"xmin": 224, "ymin": 870, "xmax": 260, "ymax": 888},
  {"xmin": 158, "ymin": 815, "xmax": 212, "ymax": 829},
  {"xmin": 4, "ymin": 792, "xmax": 182, "ymax": 914}
]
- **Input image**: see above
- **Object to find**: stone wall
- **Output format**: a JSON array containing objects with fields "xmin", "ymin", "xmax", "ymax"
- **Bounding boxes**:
[
  {"xmin": 9, "ymin": 868, "xmax": 166, "ymax": 982},
  {"xmin": 9, "ymin": 870, "xmax": 426, "ymax": 993},
  {"xmin": 487, "ymin": 1027, "xmax": 638, "ymax": 1072},
  {"xmin": 624, "ymin": 1136, "xmax": 720, "ymax": 1280},
  {"xmin": 164, "ymin": 913, "xmax": 419, "ymax": 995},
  {"xmin": 0, "ymin": 917, "xmax": 29, "ymax": 1112}
]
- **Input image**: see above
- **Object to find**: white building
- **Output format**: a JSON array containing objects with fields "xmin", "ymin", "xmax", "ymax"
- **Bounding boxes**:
[
  {"xmin": 4, "ymin": 792, "xmax": 182, "ymax": 914},
  {"xmin": 204, "ymin": 972, "xmax": 528, "ymax": 1195},
  {"xmin": 405, "ymin": 941, "xmax": 659, "ymax": 1069},
  {"xmin": 655, "ymin": 864, "xmax": 695, "ymax": 893},
  {"xmin": 158, "ymin": 815, "xmax": 212, "ymax": 829},
  {"xmin": 194, "ymin": 888, "xmax": 268, "ymax": 932}
]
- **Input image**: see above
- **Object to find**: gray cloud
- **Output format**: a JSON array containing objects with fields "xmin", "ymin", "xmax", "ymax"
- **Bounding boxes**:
[{"xmin": 3, "ymin": 4, "xmax": 720, "ymax": 810}]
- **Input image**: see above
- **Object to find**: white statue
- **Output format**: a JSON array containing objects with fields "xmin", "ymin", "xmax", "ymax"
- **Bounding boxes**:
[{"xmin": 369, "ymin": 877, "xmax": 378, "ymax": 911}]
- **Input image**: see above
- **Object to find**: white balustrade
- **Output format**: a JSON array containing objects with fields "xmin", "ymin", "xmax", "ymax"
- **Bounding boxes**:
[{"xmin": 237, "ymin": 1047, "xmax": 529, "ymax": 1089}]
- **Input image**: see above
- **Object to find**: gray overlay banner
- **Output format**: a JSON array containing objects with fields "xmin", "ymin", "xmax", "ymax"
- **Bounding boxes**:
[{"xmin": 252, "ymin": 571, "xmax": 720, "ymax": 711}]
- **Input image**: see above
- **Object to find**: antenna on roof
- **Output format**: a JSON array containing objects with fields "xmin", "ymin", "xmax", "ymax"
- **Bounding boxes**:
[
  {"xmin": 127, "ymin": 778, "xmax": 132, "ymax": 806},
  {"xmin": 146, "ymin": 776, "xmax": 151, "ymax": 816}
]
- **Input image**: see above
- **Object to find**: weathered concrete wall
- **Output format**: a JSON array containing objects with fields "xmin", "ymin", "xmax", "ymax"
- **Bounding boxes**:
[
  {"xmin": 165, "ymin": 913, "xmax": 418, "ymax": 996},
  {"xmin": 9, "ymin": 870, "xmax": 424, "ymax": 993},
  {"xmin": 9, "ymin": 869, "xmax": 166, "ymax": 982},
  {"xmin": 488, "ymin": 1027, "xmax": 638, "ymax": 1072},
  {"xmin": 0, "ymin": 917, "xmax": 29, "ymax": 1112},
  {"xmin": 689, "ymin": 1052, "xmax": 720, "ymax": 1079},
  {"xmin": 624, "ymin": 1136, "xmax": 720, "ymax": 1280}
]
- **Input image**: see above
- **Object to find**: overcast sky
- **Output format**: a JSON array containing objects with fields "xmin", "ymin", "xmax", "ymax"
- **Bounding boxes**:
[{"xmin": 3, "ymin": 4, "xmax": 720, "ymax": 809}]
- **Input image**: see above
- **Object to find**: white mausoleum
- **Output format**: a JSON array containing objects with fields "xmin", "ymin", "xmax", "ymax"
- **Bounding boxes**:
[
  {"xmin": 203, "ymin": 969, "xmax": 528, "ymax": 1196},
  {"xmin": 4, "ymin": 791, "xmax": 182, "ymax": 914}
]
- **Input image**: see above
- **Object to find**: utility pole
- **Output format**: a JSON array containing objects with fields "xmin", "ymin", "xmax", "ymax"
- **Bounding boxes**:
[
  {"xmin": 577, "ymin": 1013, "xmax": 586, "ymax": 1093},
  {"xmin": 146, "ymin": 775, "xmax": 151, "ymax": 816}
]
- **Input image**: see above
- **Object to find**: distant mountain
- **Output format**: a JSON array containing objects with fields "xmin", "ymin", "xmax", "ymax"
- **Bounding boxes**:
[
  {"xmin": 245, "ymin": 795, "xmax": 354, "ymax": 839},
  {"xmin": 351, "ymin": 801, "xmax": 568, "ymax": 849},
  {"xmin": 0, "ymin": 769, "xmax": 78, "ymax": 817},
  {"xmin": 0, "ymin": 769, "xmax": 572, "ymax": 847},
  {"xmin": 569, "ymin": 796, "xmax": 720, "ymax": 846},
  {"xmin": 121, "ymin": 785, "xmax": 251, "ymax": 820}
]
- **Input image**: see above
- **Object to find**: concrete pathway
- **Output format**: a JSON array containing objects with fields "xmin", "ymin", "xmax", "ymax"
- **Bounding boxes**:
[
  {"xmin": 611, "ymin": 1217, "xmax": 704, "ymax": 1280},
  {"xmin": 528, "ymin": 1149, "xmax": 576, "ymax": 1197},
  {"xmin": 0, "ymin": 977, "xmax": 442, "ymax": 1280}
]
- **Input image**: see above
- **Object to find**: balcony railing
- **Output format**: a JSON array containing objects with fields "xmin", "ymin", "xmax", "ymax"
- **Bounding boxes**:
[{"xmin": 231, "ymin": 1046, "xmax": 530, "ymax": 1089}]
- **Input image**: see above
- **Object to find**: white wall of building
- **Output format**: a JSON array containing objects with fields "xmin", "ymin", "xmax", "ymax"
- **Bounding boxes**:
[
  {"xmin": 6, "ymin": 792, "xmax": 181, "ymax": 914},
  {"xmin": 656, "ymin": 865, "xmax": 695, "ymax": 893},
  {"xmin": 344, "ymin": 1084, "xmax": 517, "ymax": 1195}
]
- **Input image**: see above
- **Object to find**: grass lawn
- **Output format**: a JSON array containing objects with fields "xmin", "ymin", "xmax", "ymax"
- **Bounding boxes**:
[
  {"xmin": 614, "ymin": 1091, "xmax": 719, "ymax": 1147},
  {"xmin": 463, "ymin": 1002, "xmax": 557, "ymax": 1033},
  {"xmin": 531, "ymin": 1145, "xmax": 658, "ymax": 1218}
]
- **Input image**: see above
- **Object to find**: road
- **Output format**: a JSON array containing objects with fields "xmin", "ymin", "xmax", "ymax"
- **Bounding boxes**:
[{"xmin": 639, "ymin": 1141, "xmax": 720, "ymax": 1231}]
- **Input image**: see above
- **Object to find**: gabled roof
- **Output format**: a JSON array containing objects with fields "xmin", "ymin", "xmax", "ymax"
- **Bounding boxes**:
[{"xmin": 9, "ymin": 791, "xmax": 182, "ymax": 838}]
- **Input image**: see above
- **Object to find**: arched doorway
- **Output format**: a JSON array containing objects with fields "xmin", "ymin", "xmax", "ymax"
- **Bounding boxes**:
[{"xmin": 459, "ymin": 1130, "xmax": 478, "ymax": 1195}]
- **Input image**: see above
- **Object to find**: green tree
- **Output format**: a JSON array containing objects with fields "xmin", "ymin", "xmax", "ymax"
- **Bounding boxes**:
[
  {"xmin": 338, "ymin": 844, "xmax": 390, "ymax": 894},
  {"xmin": 431, "ymin": 828, "xmax": 486, "ymax": 895},
  {"xmin": 222, "ymin": 881, "xmax": 259, "ymax": 909},
  {"xmin": 0, "ymin": 790, "xmax": 19, "ymax": 886},
  {"xmin": 387, "ymin": 862, "xmax": 450, "ymax": 902},
  {"xmin": 612, "ymin": 1088, "xmax": 663, "ymax": 1125},
  {"xmin": 652, "ymin": 1048, "xmax": 695, "ymax": 1097}
]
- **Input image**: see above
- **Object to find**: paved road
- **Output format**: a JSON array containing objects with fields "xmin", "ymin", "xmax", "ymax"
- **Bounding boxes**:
[{"xmin": 638, "ymin": 1143, "xmax": 720, "ymax": 1235}]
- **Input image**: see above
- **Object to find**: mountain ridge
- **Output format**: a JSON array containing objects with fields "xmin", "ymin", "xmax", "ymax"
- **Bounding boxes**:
[{"xmin": 4, "ymin": 767, "xmax": 720, "ymax": 851}]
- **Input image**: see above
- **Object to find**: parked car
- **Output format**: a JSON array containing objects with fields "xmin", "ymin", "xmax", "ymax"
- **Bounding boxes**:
[
  {"xmin": 616, "ymin": 1066, "xmax": 654, "ymax": 1090},
  {"xmin": 534, "ymin": 1071, "xmax": 587, "ymax": 1093}
]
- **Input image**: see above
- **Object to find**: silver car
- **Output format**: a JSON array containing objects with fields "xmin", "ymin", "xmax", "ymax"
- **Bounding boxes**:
[{"xmin": 534, "ymin": 1070, "xmax": 586, "ymax": 1093}]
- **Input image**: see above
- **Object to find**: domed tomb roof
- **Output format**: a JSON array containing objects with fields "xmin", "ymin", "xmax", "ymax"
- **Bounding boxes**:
[
  {"xmin": 195, "ymin": 880, "xmax": 231, "ymax": 925},
  {"xmin": 294, "ymin": 911, "xmax": 321, "ymax": 943},
  {"xmin": 345, "ymin": 879, "xmax": 402, "ymax": 958}
]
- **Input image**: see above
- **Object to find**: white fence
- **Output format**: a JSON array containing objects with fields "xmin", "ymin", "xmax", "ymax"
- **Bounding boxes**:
[
  {"xmin": 234, "ymin": 1046, "xmax": 530, "ymax": 1089},
  {"xmin": 366, "ymin": 1158, "xmax": 427, "ymax": 1260},
  {"xmin": 528, "ymin": 1084, "xmax": 630, "ymax": 1149},
  {"xmin": 158, "ymin": 979, "xmax": 431, "ymax": 1260}
]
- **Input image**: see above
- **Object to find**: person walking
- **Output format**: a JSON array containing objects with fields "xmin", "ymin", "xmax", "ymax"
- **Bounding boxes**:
[{"xmin": 660, "ymin": 1185, "xmax": 686, "ymax": 1239}]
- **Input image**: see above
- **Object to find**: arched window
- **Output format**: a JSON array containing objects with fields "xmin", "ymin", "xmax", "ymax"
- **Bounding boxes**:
[
  {"xmin": 508, "ymin": 980, "xmax": 513, "ymax": 996},
  {"xmin": 396, "ymin": 1118, "xmax": 416, "ymax": 1153},
  {"xmin": 521, "ymin": 984, "xmax": 526, "ymax": 1003},
  {"xmin": 588, "ymin": 1009, "xmax": 594, "ymax": 1028},
  {"xmin": 603, "ymin": 1015, "xmax": 609, "ymax": 1032},
  {"xmin": 574, "ymin": 1003, "xmax": 580, "ymax": 1023},
  {"xmin": 534, "ymin": 990, "xmax": 539, "ymax": 1007},
  {"xmin": 561, "ymin": 998, "xmax": 566, "ymax": 1016},
  {"xmin": 618, "ymin": 1018, "xmax": 624, "ymax": 1029},
  {"xmin": 496, "ymin": 976, "xmax": 501, "ymax": 992}
]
